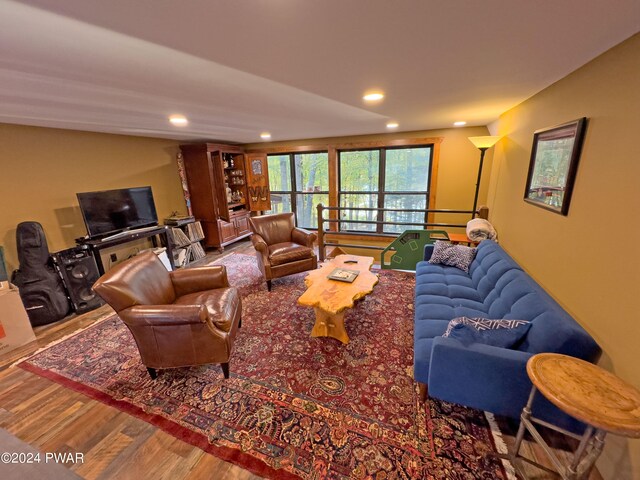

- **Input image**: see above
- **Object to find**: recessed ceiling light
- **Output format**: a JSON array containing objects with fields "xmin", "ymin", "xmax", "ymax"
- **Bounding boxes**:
[
  {"xmin": 363, "ymin": 91, "xmax": 385, "ymax": 102},
  {"xmin": 260, "ymin": 132, "xmax": 272, "ymax": 140},
  {"xmin": 386, "ymin": 122, "xmax": 399, "ymax": 129},
  {"xmin": 454, "ymin": 121, "xmax": 467, "ymax": 127},
  {"xmin": 169, "ymin": 114, "xmax": 188, "ymax": 126}
]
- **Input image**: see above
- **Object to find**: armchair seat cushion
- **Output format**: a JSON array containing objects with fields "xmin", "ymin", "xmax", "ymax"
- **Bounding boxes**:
[
  {"xmin": 175, "ymin": 287, "xmax": 241, "ymax": 332},
  {"xmin": 268, "ymin": 242, "xmax": 314, "ymax": 266}
]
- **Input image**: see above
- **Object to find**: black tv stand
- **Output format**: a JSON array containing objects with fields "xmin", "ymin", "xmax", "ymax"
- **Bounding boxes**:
[{"xmin": 77, "ymin": 226, "xmax": 175, "ymax": 275}]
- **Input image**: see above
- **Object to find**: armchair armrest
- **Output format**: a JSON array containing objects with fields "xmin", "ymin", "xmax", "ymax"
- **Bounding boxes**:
[
  {"xmin": 251, "ymin": 232, "xmax": 269, "ymax": 255},
  {"xmin": 292, "ymin": 227, "xmax": 317, "ymax": 248},
  {"xmin": 170, "ymin": 266, "xmax": 229, "ymax": 297},
  {"xmin": 120, "ymin": 304, "xmax": 231, "ymax": 348},
  {"xmin": 428, "ymin": 336, "xmax": 534, "ymax": 418},
  {"xmin": 120, "ymin": 304, "xmax": 208, "ymax": 327}
]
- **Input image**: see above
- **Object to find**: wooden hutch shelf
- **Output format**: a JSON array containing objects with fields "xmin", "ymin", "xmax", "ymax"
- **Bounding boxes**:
[{"xmin": 180, "ymin": 143, "xmax": 270, "ymax": 251}]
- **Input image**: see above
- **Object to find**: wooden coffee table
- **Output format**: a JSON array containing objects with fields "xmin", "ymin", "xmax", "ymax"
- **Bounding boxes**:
[{"xmin": 298, "ymin": 255, "xmax": 378, "ymax": 344}]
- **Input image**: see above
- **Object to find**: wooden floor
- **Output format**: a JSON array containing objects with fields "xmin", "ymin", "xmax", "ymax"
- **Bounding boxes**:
[{"xmin": 0, "ymin": 238, "xmax": 602, "ymax": 479}]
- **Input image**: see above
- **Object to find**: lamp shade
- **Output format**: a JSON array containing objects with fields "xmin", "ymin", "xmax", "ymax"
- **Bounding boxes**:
[{"xmin": 468, "ymin": 136, "xmax": 501, "ymax": 149}]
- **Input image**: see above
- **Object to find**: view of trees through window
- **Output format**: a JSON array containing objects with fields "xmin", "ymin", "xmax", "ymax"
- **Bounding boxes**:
[
  {"xmin": 340, "ymin": 146, "xmax": 432, "ymax": 233},
  {"xmin": 267, "ymin": 152, "xmax": 328, "ymax": 228},
  {"xmin": 266, "ymin": 146, "xmax": 432, "ymax": 233}
]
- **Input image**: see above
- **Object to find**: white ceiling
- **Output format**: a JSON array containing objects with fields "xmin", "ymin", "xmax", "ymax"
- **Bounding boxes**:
[{"xmin": 1, "ymin": 0, "xmax": 638, "ymax": 143}]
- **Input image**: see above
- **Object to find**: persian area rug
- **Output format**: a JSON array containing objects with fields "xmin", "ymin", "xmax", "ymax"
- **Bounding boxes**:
[{"xmin": 18, "ymin": 253, "xmax": 511, "ymax": 479}]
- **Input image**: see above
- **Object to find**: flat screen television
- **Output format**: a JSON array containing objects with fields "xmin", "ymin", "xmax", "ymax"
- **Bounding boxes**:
[{"xmin": 77, "ymin": 186, "xmax": 158, "ymax": 238}]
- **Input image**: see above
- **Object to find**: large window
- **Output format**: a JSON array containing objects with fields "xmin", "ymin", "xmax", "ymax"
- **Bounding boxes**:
[
  {"xmin": 339, "ymin": 146, "xmax": 432, "ymax": 233},
  {"xmin": 267, "ymin": 152, "xmax": 329, "ymax": 228}
]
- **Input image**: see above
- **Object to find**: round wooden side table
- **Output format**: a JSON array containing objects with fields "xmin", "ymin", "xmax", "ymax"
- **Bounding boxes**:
[{"xmin": 511, "ymin": 353, "xmax": 640, "ymax": 480}]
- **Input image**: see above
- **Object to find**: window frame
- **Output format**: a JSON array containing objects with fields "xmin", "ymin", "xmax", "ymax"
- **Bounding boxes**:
[
  {"xmin": 337, "ymin": 145, "xmax": 434, "ymax": 234},
  {"xmin": 267, "ymin": 151, "xmax": 329, "ymax": 229}
]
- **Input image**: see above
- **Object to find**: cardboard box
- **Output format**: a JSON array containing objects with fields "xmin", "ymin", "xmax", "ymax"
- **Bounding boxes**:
[{"xmin": 0, "ymin": 284, "xmax": 37, "ymax": 356}]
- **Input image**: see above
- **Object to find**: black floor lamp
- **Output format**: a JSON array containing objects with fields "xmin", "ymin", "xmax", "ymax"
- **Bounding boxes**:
[{"xmin": 468, "ymin": 136, "xmax": 501, "ymax": 218}]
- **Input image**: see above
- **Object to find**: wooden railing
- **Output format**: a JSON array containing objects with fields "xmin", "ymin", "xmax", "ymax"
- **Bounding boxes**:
[{"xmin": 316, "ymin": 204, "xmax": 488, "ymax": 261}]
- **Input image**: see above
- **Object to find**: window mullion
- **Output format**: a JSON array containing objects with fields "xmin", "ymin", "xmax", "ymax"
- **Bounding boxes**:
[
  {"xmin": 289, "ymin": 153, "xmax": 298, "ymax": 225},
  {"xmin": 377, "ymin": 148, "xmax": 385, "ymax": 234}
]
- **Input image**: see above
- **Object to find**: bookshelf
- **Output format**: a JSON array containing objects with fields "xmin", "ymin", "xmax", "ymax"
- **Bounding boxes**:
[{"xmin": 166, "ymin": 220, "xmax": 206, "ymax": 268}]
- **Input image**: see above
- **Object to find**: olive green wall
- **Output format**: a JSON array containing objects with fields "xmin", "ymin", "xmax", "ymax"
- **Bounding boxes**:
[
  {"xmin": 487, "ymin": 33, "xmax": 640, "ymax": 479},
  {"xmin": 0, "ymin": 124, "xmax": 186, "ymax": 273},
  {"xmin": 244, "ymin": 125, "xmax": 494, "ymax": 231},
  {"xmin": 1, "ymin": 123, "xmax": 491, "ymax": 274}
]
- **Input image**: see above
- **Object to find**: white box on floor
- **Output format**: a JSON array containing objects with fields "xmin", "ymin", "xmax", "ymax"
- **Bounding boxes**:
[{"xmin": 0, "ymin": 284, "xmax": 37, "ymax": 356}]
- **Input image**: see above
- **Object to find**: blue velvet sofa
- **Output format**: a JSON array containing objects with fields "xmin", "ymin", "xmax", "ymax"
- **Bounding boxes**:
[{"xmin": 414, "ymin": 240, "xmax": 601, "ymax": 431}]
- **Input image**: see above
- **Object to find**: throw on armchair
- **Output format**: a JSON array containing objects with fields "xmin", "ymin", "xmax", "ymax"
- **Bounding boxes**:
[
  {"xmin": 93, "ymin": 251, "xmax": 241, "ymax": 380},
  {"xmin": 248, "ymin": 212, "xmax": 317, "ymax": 291}
]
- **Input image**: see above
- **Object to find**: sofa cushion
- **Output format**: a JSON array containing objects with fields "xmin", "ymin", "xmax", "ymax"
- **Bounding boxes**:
[
  {"xmin": 415, "ymin": 319, "xmax": 450, "ymax": 340},
  {"xmin": 428, "ymin": 241, "xmax": 476, "ymax": 272},
  {"xmin": 443, "ymin": 317, "xmax": 531, "ymax": 348},
  {"xmin": 413, "ymin": 239, "xmax": 602, "ymax": 431}
]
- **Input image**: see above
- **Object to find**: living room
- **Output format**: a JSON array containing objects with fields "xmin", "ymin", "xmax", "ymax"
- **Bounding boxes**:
[{"xmin": 0, "ymin": 2, "xmax": 639, "ymax": 479}]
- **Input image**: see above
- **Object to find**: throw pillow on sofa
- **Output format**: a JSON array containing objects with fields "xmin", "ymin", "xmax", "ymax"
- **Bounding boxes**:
[
  {"xmin": 428, "ymin": 241, "xmax": 477, "ymax": 272},
  {"xmin": 443, "ymin": 317, "xmax": 531, "ymax": 348}
]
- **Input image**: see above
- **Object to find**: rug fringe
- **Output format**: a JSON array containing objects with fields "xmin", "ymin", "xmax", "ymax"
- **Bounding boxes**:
[
  {"xmin": 485, "ymin": 411, "xmax": 517, "ymax": 480},
  {"xmin": 10, "ymin": 316, "xmax": 113, "ymax": 368}
]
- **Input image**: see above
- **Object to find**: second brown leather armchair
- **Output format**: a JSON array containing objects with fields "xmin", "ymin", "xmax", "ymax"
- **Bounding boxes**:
[
  {"xmin": 249, "ymin": 212, "xmax": 317, "ymax": 291},
  {"xmin": 93, "ymin": 251, "xmax": 241, "ymax": 380}
]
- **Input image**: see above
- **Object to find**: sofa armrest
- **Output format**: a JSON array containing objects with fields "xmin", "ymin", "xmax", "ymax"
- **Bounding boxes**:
[
  {"xmin": 428, "ymin": 336, "xmax": 587, "ymax": 432},
  {"xmin": 292, "ymin": 227, "xmax": 317, "ymax": 248},
  {"xmin": 170, "ymin": 266, "xmax": 229, "ymax": 296},
  {"xmin": 120, "ymin": 304, "xmax": 208, "ymax": 327},
  {"xmin": 429, "ymin": 336, "xmax": 534, "ymax": 418},
  {"xmin": 424, "ymin": 244, "xmax": 435, "ymax": 261}
]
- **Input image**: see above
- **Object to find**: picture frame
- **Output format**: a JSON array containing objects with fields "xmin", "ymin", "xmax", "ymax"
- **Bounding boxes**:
[{"xmin": 524, "ymin": 117, "xmax": 587, "ymax": 215}]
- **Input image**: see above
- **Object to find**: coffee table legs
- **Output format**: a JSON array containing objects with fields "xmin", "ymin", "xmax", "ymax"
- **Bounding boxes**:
[{"xmin": 311, "ymin": 308, "xmax": 349, "ymax": 344}]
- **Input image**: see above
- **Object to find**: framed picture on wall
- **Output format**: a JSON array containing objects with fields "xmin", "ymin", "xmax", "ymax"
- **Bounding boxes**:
[{"xmin": 524, "ymin": 117, "xmax": 587, "ymax": 215}]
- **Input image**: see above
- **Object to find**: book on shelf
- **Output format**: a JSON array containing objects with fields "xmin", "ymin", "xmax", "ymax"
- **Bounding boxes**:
[
  {"xmin": 170, "ymin": 227, "xmax": 191, "ymax": 247},
  {"xmin": 181, "ymin": 245, "xmax": 193, "ymax": 267},
  {"xmin": 176, "ymin": 247, "xmax": 189, "ymax": 267},
  {"xmin": 194, "ymin": 221, "xmax": 204, "ymax": 239},
  {"xmin": 190, "ymin": 242, "xmax": 206, "ymax": 260},
  {"xmin": 186, "ymin": 222, "xmax": 204, "ymax": 241}
]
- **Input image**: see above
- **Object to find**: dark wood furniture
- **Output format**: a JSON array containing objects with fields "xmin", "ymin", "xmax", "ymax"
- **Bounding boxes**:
[
  {"xmin": 180, "ymin": 144, "xmax": 270, "ymax": 251},
  {"xmin": 79, "ymin": 226, "xmax": 174, "ymax": 275}
]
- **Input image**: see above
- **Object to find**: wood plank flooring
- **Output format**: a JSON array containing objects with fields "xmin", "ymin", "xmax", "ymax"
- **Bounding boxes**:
[{"xmin": 0, "ymin": 238, "xmax": 601, "ymax": 479}]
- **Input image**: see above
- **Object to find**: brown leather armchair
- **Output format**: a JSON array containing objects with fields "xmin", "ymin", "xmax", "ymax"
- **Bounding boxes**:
[
  {"xmin": 248, "ymin": 212, "xmax": 317, "ymax": 291},
  {"xmin": 93, "ymin": 251, "xmax": 241, "ymax": 380}
]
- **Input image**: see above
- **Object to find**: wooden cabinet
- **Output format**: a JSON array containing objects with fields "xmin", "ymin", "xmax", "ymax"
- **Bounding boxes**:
[
  {"xmin": 218, "ymin": 218, "xmax": 237, "ymax": 243},
  {"xmin": 180, "ymin": 143, "xmax": 271, "ymax": 250},
  {"xmin": 232, "ymin": 211, "xmax": 251, "ymax": 236}
]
